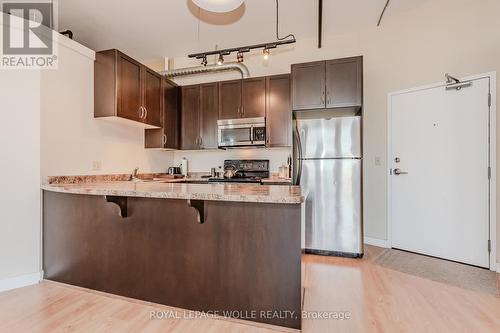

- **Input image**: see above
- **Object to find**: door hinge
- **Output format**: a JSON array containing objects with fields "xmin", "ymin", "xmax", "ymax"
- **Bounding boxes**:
[
  {"xmin": 488, "ymin": 239, "xmax": 491, "ymax": 253},
  {"xmin": 488, "ymin": 166, "xmax": 491, "ymax": 180},
  {"xmin": 488, "ymin": 92, "xmax": 492, "ymax": 107}
]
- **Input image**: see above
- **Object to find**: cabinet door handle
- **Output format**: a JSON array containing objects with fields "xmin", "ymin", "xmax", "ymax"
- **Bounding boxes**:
[
  {"xmin": 241, "ymin": 105, "xmax": 244, "ymax": 116},
  {"xmin": 144, "ymin": 107, "xmax": 148, "ymax": 120},
  {"xmin": 199, "ymin": 137, "xmax": 203, "ymax": 147},
  {"xmin": 322, "ymin": 91, "xmax": 326, "ymax": 105},
  {"xmin": 163, "ymin": 134, "xmax": 167, "ymax": 145},
  {"xmin": 139, "ymin": 106, "xmax": 144, "ymax": 119}
]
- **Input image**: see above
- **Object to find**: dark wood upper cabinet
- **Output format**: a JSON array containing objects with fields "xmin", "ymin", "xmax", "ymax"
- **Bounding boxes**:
[
  {"xmin": 218, "ymin": 80, "xmax": 242, "ymax": 120},
  {"xmin": 145, "ymin": 78, "xmax": 179, "ymax": 150},
  {"xmin": 199, "ymin": 83, "xmax": 219, "ymax": 149},
  {"xmin": 95, "ymin": 49, "xmax": 162, "ymax": 127},
  {"xmin": 178, "ymin": 83, "xmax": 219, "ymax": 151},
  {"xmin": 163, "ymin": 80, "xmax": 180, "ymax": 149},
  {"xmin": 180, "ymin": 85, "xmax": 201, "ymax": 150},
  {"xmin": 116, "ymin": 52, "xmax": 143, "ymax": 122},
  {"xmin": 241, "ymin": 77, "xmax": 266, "ymax": 118},
  {"xmin": 143, "ymin": 68, "xmax": 163, "ymax": 127},
  {"xmin": 266, "ymin": 74, "xmax": 291, "ymax": 147},
  {"xmin": 291, "ymin": 61, "xmax": 326, "ymax": 110},
  {"xmin": 219, "ymin": 77, "xmax": 266, "ymax": 119},
  {"xmin": 291, "ymin": 56, "xmax": 363, "ymax": 111},
  {"xmin": 326, "ymin": 56, "xmax": 363, "ymax": 108}
]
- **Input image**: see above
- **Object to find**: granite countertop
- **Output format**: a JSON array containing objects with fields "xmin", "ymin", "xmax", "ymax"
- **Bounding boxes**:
[
  {"xmin": 261, "ymin": 177, "xmax": 292, "ymax": 184},
  {"xmin": 41, "ymin": 181, "xmax": 304, "ymax": 204}
]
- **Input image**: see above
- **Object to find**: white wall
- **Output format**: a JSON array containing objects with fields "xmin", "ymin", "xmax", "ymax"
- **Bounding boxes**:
[
  {"xmin": 40, "ymin": 37, "xmax": 174, "ymax": 179},
  {"xmin": 1, "ymin": 30, "xmax": 175, "ymax": 286},
  {"xmin": 0, "ymin": 70, "xmax": 41, "ymax": 282},
  {"xmin": 173, "ymin": 148, "xmax": 291, "ymax": 174},
  {"xmin": 170, "ymin": 0, "xmax": 500, "ymax": 256}
]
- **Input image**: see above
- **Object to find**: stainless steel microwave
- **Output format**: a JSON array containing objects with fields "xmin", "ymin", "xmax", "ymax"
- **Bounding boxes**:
[{"xmin": 217, "ymin": 117, "xmax": 266, "ymax": 148}]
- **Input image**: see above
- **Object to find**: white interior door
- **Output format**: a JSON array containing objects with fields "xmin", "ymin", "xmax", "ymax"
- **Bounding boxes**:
[{"xmin": 390, "ymin": 77, "xmax": 491, "ymax": 268}]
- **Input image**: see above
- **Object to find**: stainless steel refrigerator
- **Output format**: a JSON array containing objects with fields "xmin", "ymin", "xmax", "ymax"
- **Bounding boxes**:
[{"xmin": 293, "ymin": 113, "xmax": 363, "ymax": 257}]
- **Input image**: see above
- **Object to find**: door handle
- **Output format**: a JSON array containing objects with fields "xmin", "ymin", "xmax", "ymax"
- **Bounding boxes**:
[
  {"xmin": 393, "ymin": 168, "xmax": 408, "ymax": 175},
  {"xmin": 293, "ymin": 123, "xmax": 303, "ymax": 185}
]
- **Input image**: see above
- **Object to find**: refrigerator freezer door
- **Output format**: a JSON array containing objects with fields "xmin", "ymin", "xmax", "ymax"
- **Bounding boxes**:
[
  {"xmin": 301, "ymin": 159, "xmax": 363, "ymax": 255},
  {"xmin": 296, "ymin": 116, "xmax": 361, "ymax": 158}
]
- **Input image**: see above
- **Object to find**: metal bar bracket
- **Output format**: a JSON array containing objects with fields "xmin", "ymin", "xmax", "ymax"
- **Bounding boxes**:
[
  {"xmin": 187, "ymin": 199, "xmax": 205, "ymax": 224},
  {"xmin": 105, "ymin": 196, "xmax": 128, "ymax": 218}
]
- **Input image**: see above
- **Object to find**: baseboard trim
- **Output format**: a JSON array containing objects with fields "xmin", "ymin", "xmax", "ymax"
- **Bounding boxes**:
[
  {"xmin": 364, "ymin": 237, "xmax": 390, "ymax": 248},
  {"xmin": 0, "ymin": 272, "xmax": 42, "ymax": 293}
]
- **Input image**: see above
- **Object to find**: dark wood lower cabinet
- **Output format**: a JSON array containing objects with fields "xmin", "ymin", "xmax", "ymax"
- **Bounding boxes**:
[{"xmin": 43, "ymin": 191, "xmax": 302, "ymax": 329}]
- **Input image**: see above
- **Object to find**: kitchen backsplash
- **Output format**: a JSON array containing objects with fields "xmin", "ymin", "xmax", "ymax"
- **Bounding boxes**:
[{"xmin": 172, "ymin": 148, "xmax": 292, "ymax": 174}]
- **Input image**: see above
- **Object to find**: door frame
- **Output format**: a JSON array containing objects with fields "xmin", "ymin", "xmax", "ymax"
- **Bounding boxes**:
[{"xmin": 387, "ymin": 72, "xmax": 497, "ymax": 271}]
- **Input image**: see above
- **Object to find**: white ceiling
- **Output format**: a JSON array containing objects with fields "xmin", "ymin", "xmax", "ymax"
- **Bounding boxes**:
[{"xmin": 58, "ymin": 0, "xmax": 427, "ymax": 62}]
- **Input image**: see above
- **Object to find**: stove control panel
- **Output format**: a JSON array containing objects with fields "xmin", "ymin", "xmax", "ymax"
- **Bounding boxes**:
[{"xmin": 224, "ymin": 160, "xmax": 270, "ymax": 172}]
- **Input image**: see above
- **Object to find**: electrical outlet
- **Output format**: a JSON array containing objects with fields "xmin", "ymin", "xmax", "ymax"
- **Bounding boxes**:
[
  {"xmin": 374, "ymin": 157, "xmax": 382, "ymax": 166},
  {"xmin": 91, "ymin": 160, "xmax": 102, "ymax": 171}
]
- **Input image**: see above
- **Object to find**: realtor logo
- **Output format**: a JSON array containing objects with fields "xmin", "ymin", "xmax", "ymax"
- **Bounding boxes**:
[{"xmin": 1, "ymin": 1, "xmax": 57, "ymax": 68}]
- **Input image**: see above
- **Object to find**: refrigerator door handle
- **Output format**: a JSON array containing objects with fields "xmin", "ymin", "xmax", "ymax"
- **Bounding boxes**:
[{"xmin": 293, "ymin": 123, "xmax": 303, "ymax": 185}]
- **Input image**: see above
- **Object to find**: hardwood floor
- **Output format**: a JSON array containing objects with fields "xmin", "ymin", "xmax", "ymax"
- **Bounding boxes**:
[{"xmin": 1, "ymin": 245, "xmax": 499, "ymax": 333}]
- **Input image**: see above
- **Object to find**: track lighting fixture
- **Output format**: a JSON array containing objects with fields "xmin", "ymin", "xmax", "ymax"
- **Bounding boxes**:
[
  {"xmin": 263, "ymin": 48, "xmax": 270, "ymax": 60},
  {"xmin": 201, "ymin": 56, "xmax": 208, "ymax": 66},
  {"xmin": 217, "ymin": 54, "xmax": 224, "ymax": 66},
  {"xmin": 188, "ymin": 0, "xmax": 295, "ymax": 64}
]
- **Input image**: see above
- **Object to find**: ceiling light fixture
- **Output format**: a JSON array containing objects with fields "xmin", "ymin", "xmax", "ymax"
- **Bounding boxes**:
[
  {"xmin": 201, "ymin": 56, "xmax": 208, "ymax": 66},
  {"xmin": 192, "ymin": 0, "xmax": 244, "ymax": 13}
]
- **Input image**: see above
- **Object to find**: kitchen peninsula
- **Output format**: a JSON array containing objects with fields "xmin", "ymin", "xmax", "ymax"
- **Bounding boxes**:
[{"xmin": 41, "ymin": 181, "xmax": 303, "ymax": 329}]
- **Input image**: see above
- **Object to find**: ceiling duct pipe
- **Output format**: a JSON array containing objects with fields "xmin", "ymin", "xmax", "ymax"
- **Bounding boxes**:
[{"xmin": 161, "ymin": 62, "xmax": 250, "ymax": 79}]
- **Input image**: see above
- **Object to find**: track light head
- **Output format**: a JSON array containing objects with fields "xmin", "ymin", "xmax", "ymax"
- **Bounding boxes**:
[
  {"xmin": 217, "ymin": 54, "xmax": 224, "ymax": 65},
  {"xmin": 237, "ymin": 52, "xmax": 244, "ymax": 63},
  {"xmin": 263, "ymin": 48, "xmax": 270, "ymax": 60},
  {"xmin": 201, "ymin": 56, "xmax": 208, "ymax": 66}
]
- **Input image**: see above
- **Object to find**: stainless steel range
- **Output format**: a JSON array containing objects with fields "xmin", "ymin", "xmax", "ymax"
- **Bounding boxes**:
[{"xmin": 209, "ymin": 160, "xmax": 270, "ymax": 184}]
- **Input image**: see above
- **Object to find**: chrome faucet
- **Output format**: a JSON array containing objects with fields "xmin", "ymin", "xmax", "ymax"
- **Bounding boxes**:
[{"xmin": 129, "ymin": 167, "xmax": 140, "ymax": 181}]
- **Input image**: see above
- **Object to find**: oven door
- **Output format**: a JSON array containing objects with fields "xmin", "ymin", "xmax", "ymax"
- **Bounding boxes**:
[{"xmin": 218, "ymin": 124, "xmax": 253, "ymax": 147}]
